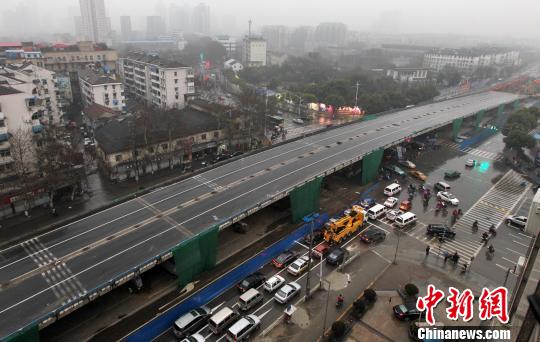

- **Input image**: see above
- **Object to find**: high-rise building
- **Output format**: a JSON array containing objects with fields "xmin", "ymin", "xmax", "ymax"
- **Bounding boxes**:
[
  {"xmin": 79, "ymin": 0, "xmax": 111, "ymax": 43},
  {"xmin": 289, "ymin": 26, "xmax": 314, "ymax": 53},
  {"xmin": 120, "ymin": 16, "xmax": 132, "ymax": 41},
  {"xmin": 314, "ymin": 22, "xmax": 347, "ymax": 47},
  {"xmin": 261, "ymin": 25, "xmax": 289, "ymax": 52},
  {"xmin": 74, "ymin": 16, "xmax": 84, "ymax": 40},
  {"xmin": 147, "ymin": 16, "xmax": 166, "ymax": 39},
  {"xmin": 242, "ymin": 36, "xmax": 267, "ymax": 67},
  {"xmin": 169, "ymin": 4, "xmax": 191, "ymax": 32},
  {"xmin": 192, "ymin": 3, "xmax": 210, "ymax": 34}
]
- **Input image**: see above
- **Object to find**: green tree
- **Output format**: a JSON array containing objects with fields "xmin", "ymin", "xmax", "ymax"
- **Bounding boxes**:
[
  {"xmin": 331, "ymin": 321, "xmax": 347, "ymax": 338},
  {"xmin": 503, "ymin": 129, "xmax": 535, "ymax": 150},
  {"xmin": 404, "ymin": 283, "xmax": 419, "ymax": 297}
]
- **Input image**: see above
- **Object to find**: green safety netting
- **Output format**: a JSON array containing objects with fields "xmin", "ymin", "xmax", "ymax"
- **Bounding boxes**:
[
  {"xmin": 496, "ymin": 104, "xmax": 505, "ymax": 128},
  {"xmin": 5, "ymin": 324, "xmax": 39, "ymax": 342},
  {"xmin": 452, "ymin": 117, "xmax": 463, "ymax": 140},
  {"xmin": 173, "ymin": 225, "xmax": 219, "ymax": 288},
  {"xmin": 361, "ymin": 148, "xmax": 384, "ymax": 185},
  {"xmin": 513, "ymin": 100, "xmax": 520, "ymax": 111},
  {"xmin": 474, "ymin": 110, "xmax": 485, "ymax": 131},
  {"xmin": 289, "ymin": 177, "xmax": 323, "ymax": 223}
]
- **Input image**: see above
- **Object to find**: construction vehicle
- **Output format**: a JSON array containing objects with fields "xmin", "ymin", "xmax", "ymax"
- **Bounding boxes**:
[{"xmin": 323, "ymin": 205, "xmax": 366, "ymax": 244}]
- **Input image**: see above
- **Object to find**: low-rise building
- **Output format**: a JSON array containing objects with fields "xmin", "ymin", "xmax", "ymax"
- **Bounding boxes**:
[
  {"xmin": 423, "ymin": 47, "xmax": 520, "ymax": 74},
  {"xmin": 78, "ymin": 69, "xmax": 125, "ymax": 111},
  {"xmin": 215, "ymin": 35, "xmax": 237, "ymax": 56},
  {"xmin": 224, "ymin": 59, "xmax": 243, "ymax": 72},
  {"xmin": 94, "ymin": 107, "xmax": 224, "ymax": 181},
  {"xmin": 41, "ymin": 41, "xmax": 118, "ymax": 73},
  {"xmin": 386, "ymin": 67, "xmax": 430, "ymax": 83},
  {"xmin": 117, "ymin": 52, "xmax": 195, "ymax": 110}
]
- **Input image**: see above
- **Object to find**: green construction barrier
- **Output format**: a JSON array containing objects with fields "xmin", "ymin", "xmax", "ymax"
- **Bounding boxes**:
[
  {"xmin": 172, "ymin": 226, "xmax": 219, "ymax": 288},
  {"xmin": 5, "ymin": 324, "xmax": 39, "ymax": 342},
  {"xmin": 452, "ymin": 117, "xmax": 463, "ymax": 140},
  {"xmin": 496, "ymin": 104, "xmax": 505, "ymax": 128},
  {"xmin": 474, "ymin": 110, "xmax": 485, "ymax": 131},
  {"xmin": 361, "ymin": 148, "xmax": 384, "ymax": 185},
  {"xmin": 513, "ymin": 100, "xmax": 520, "ymax": 111},
  {"xmin": 289, "ymin": 177, "xmax": 323, "ymax": 223}
]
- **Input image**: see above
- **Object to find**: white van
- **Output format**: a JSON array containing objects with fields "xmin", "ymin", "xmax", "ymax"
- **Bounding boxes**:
[
  {"xmin": 238, "ymin": 288, "xmax": 263, "ymax": 311},
  {"xmin": 384, "ymin": 183, "xmax": 402, "ymax": 196},
  {"xmin": 367, "ymin": 204, "xmax": 387, "ymax": 220},
  {"xmin": 226, "ymin": 314, "xmax": 261, "ymax": 341},
  {"xmin": 208, "ymin": 306, "xmax": 238, "ymax": 335},
  {"xmin": 434, "ymin": 181, "xmax": 451, "ymax": 191},
  {"xmin": 395, "ymin": 212, "xmax": 417, "ymax": 228}
]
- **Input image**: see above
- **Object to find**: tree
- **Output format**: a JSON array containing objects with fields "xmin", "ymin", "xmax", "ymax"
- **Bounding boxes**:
[
  {"xmin": 352, "ymin": 299, "xmax": 366, "ymax": 319},
  {"xmin": 9, "ymin": 128, "xmax": 37, "ymax": 215},
  {"xmin": 364, "ymin": 289, "xmax": 377, "ymax": 303},
  {"xmin": 331, "ymin": 321, "xmax": 347, "ymax": 339},
  {"xmin": 503, "ymin": 129, "xmax": 535, "ymax": 150},
  {"xmin": 404, "ymin": 283, "xmax": 419, "ymax": 297}
]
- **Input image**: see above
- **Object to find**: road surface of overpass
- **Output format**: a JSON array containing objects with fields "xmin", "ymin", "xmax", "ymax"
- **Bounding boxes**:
[{"xmin": 0, "ymin": 91, "xmax": 522, "ymax": 339}]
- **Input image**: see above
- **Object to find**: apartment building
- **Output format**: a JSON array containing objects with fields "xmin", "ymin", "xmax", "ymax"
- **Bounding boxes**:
[
  {"xmin": 242, "ymin": 36, "xmax": 267, "ymax": 67},
  {"xmin": 118, "ymin": 53, "xmax": 195, "ymax": 110},
  {"xmin": 423, "ymin": 48, "xmax": 521, "ymax": 74},
  {"xmin": 78, "ymin": 69, "xmax": 125, "ymax": 111},
  {"xmin": 41, "ymin": 41, "xmax": 118, "ymax": 73},
  {"xmin": 0, "ymin": 63, "xmax": 62, "ymax": 125},
  {"xmin": 386, "ymin": 67, "xmax": 430, "ymax": 83}
]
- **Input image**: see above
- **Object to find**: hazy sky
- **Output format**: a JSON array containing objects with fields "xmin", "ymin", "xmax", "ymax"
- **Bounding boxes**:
[{"xmin": 2, "ymin": 0, "xmax": 540, "ymax": 40}]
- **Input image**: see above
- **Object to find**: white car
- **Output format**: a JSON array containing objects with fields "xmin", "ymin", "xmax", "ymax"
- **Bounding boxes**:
[
  {"xmin": 287, "ymin": 255, "xmax": 310, "ymax": 276},
  {"xmin": 437, "ymin": 191, "xmax": 460, "ymax": 205},
  {"xmin": 84, "ymin": 137, "xmax": 92, "ymax": 146},
  {"xmin": 506, "ymin": 215, "xmax": 527, "ymax": 230},
  {"xmin": 180, "ymin": 334, "xmax": 206, "ymax": 342},
  {"xmin": 465, "ymin": 159, "xmax": 476, "ymax": 167},
  {"xmin": 398, "ymin": 160, "xmax": 416, "ymax": 169},
  {"xmin": 384, "ymin": 197, "xmax": 398, "ymax": 208},
  {"xmin": 292, "ymin": 118, "xmax": 304, "ymax": 124},
  {"xmin": 274, "ymin": 282, "xmax": 301, "ymax": 304},
  {"xmin": 263, "ymin": 275, "xmax": 285, "ymax": 292},
  {"xmin": 386, "ymin": 209, "xmax": 400, "ymax": 221}
]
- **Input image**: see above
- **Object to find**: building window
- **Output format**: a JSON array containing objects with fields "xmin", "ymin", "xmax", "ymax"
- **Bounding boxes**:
[
  {"xmin": 175, "ymin": 95, "xmax": 179, "ymax": 100},
  {"xmin": 112, "ymin": 85, "xmax": 116, "ymax": 90},
  {"xmin": 174, "ymin": 79, "xmax": 178, "ymax": 84},
  {"xmin": 174, "ymin": 72, "xmax": 177, "ymax": 76},
  {"xmin": 174, "ymin": 87, "xmax": 178, "ymax": 91},
  {"xmin": 115, "ymin": 154, "xmax": 122, "ymax": 162},
  {"xmin": 161, "ymin": 143, "xmax": 168, "ymax": 150},
  {"xmin": 201, "ymin": 134, "xmax": 206, "ymax": 140},
  {"xmin": 213, "ymin": 131, "xmax": 219, "ymax": 138}
]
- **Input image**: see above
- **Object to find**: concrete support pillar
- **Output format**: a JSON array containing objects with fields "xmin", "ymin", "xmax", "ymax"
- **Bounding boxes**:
[
  {"xmin": 289, "ymin": 177, "xmax": 323, "ymax": 223},
  {"xmin": 361, "ymin": 148, "xmax": 384, "ymax": 185},
  {"xmin": 474, "ymin": 110, "xmax": 485, "ymax": 131},
  {"xmin": 496, "ymin": 104, "xmax": 505, "ymax": 129},
  {"xmin": 451, "ymin": 117, "xmax": 464, "ymax": 141}
]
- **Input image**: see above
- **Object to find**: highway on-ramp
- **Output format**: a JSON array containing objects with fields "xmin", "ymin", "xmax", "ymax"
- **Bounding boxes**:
[{"xmin": 0, "ymin": 91, "xmax": 521, "ymax": 338}]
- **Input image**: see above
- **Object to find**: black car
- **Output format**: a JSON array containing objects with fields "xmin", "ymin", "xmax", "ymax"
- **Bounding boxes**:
[
  {"xmin": 272, "ymin": 250, "xmax": 297, "ymax": 268},
  {"xmin": 212, "ymin": 154, "xmax": 230, "ymax": 164},
  {"xmin": 326, "ymin": 247, "xmax": 346, "ymax": 266},
  {"xmin": 231, "ymin": 151, "xmax": 244, "ymax": 157},
  {"xmin": 303, "ymin": 229, "xmax": 324, "ymax": 245},
  {"xmin": 237, "ymin": 272, "xmax": 265, "ymax": 292},
  {"xmin": 393, "ymin": 304, "xmax": 426, "ymax": 321},
  {"xmin": 426, "ymin": 224, "xmax": 456, "ymax": 238},
  {"xmin": 359, "ymin": 227, "xmax": 386, "ymax": 244}
]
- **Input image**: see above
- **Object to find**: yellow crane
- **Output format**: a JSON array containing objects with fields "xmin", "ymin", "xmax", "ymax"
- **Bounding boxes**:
[{"xmin": 323, "ymin": 205, "xmax": 366, "ymax": 244}]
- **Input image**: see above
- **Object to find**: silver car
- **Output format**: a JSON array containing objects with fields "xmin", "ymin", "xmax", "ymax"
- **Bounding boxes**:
[{"xmin": 274, "ymin": 282, "xmax": 301, "ymax": 304}]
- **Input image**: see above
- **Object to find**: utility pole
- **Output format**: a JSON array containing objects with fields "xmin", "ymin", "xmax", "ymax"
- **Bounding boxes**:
[
  {"xmin": 354, "ymin": 81, "xmax": 360, "ymax": 107},
  {"xmin": 321, "ymin": 279, "xmax": 331, "ymax": 338},
  {"xmin": 393, "ymin": 230, "xmax": 401, "ymax": 264},
  {"xmin": 305, "ymin": 217, "xmax": 314, "ymax": 301}
]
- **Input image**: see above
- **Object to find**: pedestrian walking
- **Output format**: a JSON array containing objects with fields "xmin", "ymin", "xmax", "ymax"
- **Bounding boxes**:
[
  {"xmin": 347, "ymin": 273, "xmax": 351, "ymax": 285},
  {"xmin": 425, "ymin": 246, "xmax": 430, "ymax": 256},
  {"xmin": 443, "ymin": 251, "xmax": 449, "ymax": 263}
]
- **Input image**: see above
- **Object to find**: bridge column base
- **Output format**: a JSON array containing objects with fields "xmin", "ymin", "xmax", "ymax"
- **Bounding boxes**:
[
  {"xmin": 290, "ymin": 177, "xmax": 323, "ymax": 223},
  {"xmin": 5, "ymin": 324, "xmax": 39, "ymax": 342},
  {"xmin": 474, "ymin": 110, "xmax": 485, "ymax": 131},
  {"xmin": 452, "ymin": 117, "xmax": 464, "ymax": 141},
  {"xmin": 361, "ymin": 148, "xmax": 384, "ymax": 185},
  {"xmin": 173, "ymin": 226, "xmax": 218, "ymax": 288}
]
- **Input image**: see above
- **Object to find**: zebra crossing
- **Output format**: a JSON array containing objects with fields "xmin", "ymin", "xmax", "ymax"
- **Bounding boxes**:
[
  {"xmin": 21, "ymin": 238, "xmax": 86, "ymax": 304},
  {"xmin": 381, "ymin": 170, "xmax": 529, "ymax": 266},
  {"xmin": 193, "ymin": 174, "xmax": 224, "ymax": 191},
  {"xmin": 441, "ymin": 141, "xmax": 504, "ymax": 161}
]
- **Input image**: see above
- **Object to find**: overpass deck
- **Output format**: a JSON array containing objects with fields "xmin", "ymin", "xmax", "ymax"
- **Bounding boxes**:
[{"xmin": 0, "ymin": 91, "xmax": 522, "ymax": 338}]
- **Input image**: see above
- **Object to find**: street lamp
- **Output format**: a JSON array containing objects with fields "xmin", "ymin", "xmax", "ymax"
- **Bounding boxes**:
[
  {"xmin": 393, "ymin": 229, "xmax": 402, "ymax": 264},
  {"xmin": 321, "ymin": 279, "xmax": 331, "ymax": 338}
]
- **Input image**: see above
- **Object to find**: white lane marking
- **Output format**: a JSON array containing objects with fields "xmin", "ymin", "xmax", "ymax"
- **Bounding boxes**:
[
  {"xmin": 502, "ymin": 257, "xmax": 517, "ymax": 264},
  {"xmin": 509, "ymin": 233, "xmax": 525, "ymax": 240},
  {"xmin": 258, "ymin": 308, "xmax": 272, "ymax": 320},
  {"xmin": 295, "ymin": 241, "xmax": 309, "ymax": 250},
  {"xmin": 0, "ymin": 97, "xmax": 519, "ymax": 313},
  {"xmin": 505, "ymin": 248, "xmax": 525, "ymax": 256},
  {"xmin": 518, "ymin": 233, "xmax": 533, "ymax": 239},
  {"xmin": 371, "ymin": 250, "xmax": 392, "ymax": 264},
  {"xmin": 513, "ymin": 240, "xmax": 530, "ymax": 248},
  {"xmin": 496, "ymin": 263, "xmax": 512, "ymax": 271}
]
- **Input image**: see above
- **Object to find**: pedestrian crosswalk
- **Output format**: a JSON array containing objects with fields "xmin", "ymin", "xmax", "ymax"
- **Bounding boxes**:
[
  {"xmin": 21, "ymin": 238, "xmax": 86, "ymax": 303},
  {"xmin": 441, "ymin": 141, "xmax": 504, "ymax": 161},
  {"xmin": 383, "ymin": 170, "xmax": 529, "ymax": 266}
]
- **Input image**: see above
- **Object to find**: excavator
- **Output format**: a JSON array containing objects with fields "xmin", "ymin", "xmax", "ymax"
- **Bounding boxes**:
[{"xmin": 323, "ymin": 205, "xmax": 366, "ymax": 244}]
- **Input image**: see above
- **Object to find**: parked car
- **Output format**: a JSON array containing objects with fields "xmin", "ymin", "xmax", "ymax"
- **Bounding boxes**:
[
  {"xmin": 409, "ymin": 170, "xmax": 427, "ymax": 181},
  {"xmin": 303, "ymin": 229, "xmax": 324, "ymax": 244},
  {"xmin": 173, "ymin": 307, "xmax": 211, "ymax": 338},
  {"xmin": 287, "ymin": 255, "xmax": 310, "ymax": 276},
  {"xmin": 180, "ymin": 334, "xmax": 206, "ymax": 342},
  {"xmin": 465, "ymin": 159, "xmax": 476, "ymax": 167},
  {"xmin": 393, "ymin": 304, "xmax": 426, "ymax": 321},
  {"xmin": 212, "ymin": 154, "xmax": 230, "ymax": 164},
  {"xmin": 384, "ymin": 165, "xmax": 406, "ymax": 177},
  {"xmin": 237, "ymin": 272, "xmax": 265, "ymax": 293},
  {"xmin": 359, "ymin": 227, "xmax": 386, "ymax": 244},
  {"xmin": 326, "ymin": 247, "xmax": 347, "ymax": 265},
  {"xmin": 384, "ymin": 197, "xmax": 398, "ymax": 208},
  {"xmin": 359, "ymin": 197, "xmax": 376, "ymax": 209},
  {"xmin": 399, "ymin": 200, "xmax": 412, "ymax": 212},
  {"xmin": 231, "ymin": 151, "xmax": 244, "ymax": 157},
  {"xmin": 437, "ymin": 191, "xmax": 459, "ymax": 205},
  {"xmin": 454, "ymin": 135, "xmax": 469, "ymax": 143},
  {"xmin": 292, "ymin": 118, "xmax": 304, "ymax": 124},
  {"xmin": 274, "ymin": 282, "xmax": 301, "ymax": 304},
  {"xmin": 312, "ymin": 242, "xmax": 331, "ymax": 259},
  {"xmin": 386, "ymin": 209, "xmax": 400, "ymax": 221},
  {"xmin": 426, "ymin": 224, "xmax": 456, "ymax": 238},
  {"xmin": 225, "ymin": 314, "xmax": 260, "ymax": 341},
  {"xmin": 263, "ymin": 275, "xmax": 285, "ymax": 292},
  {"xmin": 506, "ymin": 215, "xmax": 527, "ymax": 230},
  {"xmin": 399, "ymin": 160, "xmax": 416, "ymax": 169},
  {"xmin": 272, "ymin": 250, "xmax": 297, "ymax": 268}
]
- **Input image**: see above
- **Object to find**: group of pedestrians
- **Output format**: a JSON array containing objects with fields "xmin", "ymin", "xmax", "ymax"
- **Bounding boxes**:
[{"xmin": 425, "ymin": 246, "xmax": 474, "ymax": 273}]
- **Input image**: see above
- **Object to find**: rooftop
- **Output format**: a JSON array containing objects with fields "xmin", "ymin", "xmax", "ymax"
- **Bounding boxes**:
[
  {"xmin": 427, "ymin": 47, "xmax": 517, "ymax": 57},
  {"xmin": 123, "ymin": 52, "xmax": 189, "ymax": 68},
  {"xmin": 79, "ymin": 69, "xmax": 121, "ymax": 86},
  {"xmin": 0, "ymin": 85, "xmax": 22, "ymax": 96},
  {"xmin": 83, "ymin": 103, "xmax": 120, "ymax": 122},
  {"xmin": 94, "ymin": 106, "xmax": 220, "ymax": 154}
]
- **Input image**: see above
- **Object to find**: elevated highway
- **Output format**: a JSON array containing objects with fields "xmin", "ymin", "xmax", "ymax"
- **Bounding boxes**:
[{"xmin": 0, "ymin": 91, "xmax": 522, "ymax": 338}]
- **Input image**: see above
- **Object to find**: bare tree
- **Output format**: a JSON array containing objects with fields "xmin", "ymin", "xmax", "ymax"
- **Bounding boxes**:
[{"xmin": 9, "ymin": 128, "xmax": 36, "ymax": 216}]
